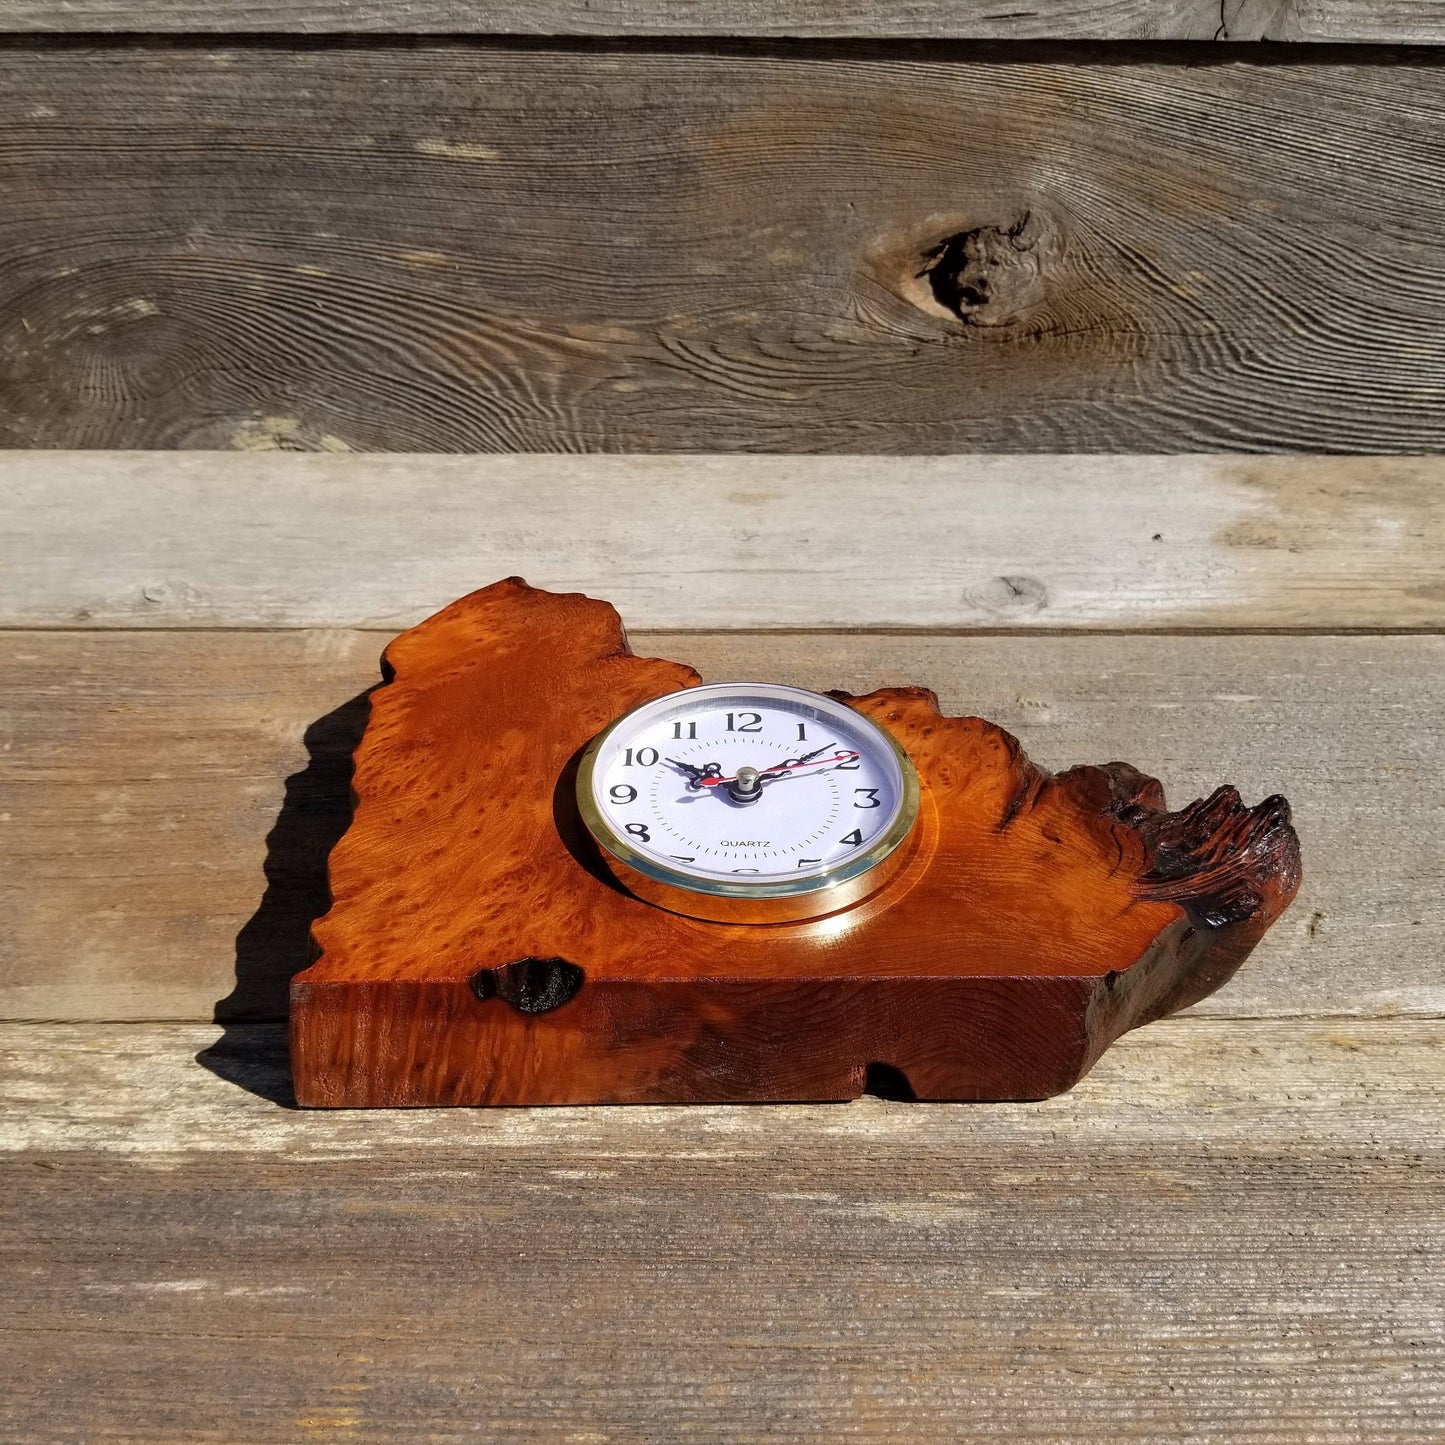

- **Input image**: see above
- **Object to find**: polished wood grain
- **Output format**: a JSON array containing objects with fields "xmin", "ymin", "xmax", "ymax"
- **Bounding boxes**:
[
  {"xmin": 0, "ymin": 626, "xmax": 1428, "ymax": 1026},
  {"xmin": 293, "ymin": 581, "xmax": 1300, "ymax": 1104},
  {"xmin": 7, "ymin": 452, "xmax": 1445, "ymax": 632},
  {"xmin": 3, "ymin": 49, "xmax": 1445, "ymax": 453},
  {"xmin": 4, "ymin": 1018, "xmax": 1442, "ymax": 1441},
  {"xmin": 4, "ymin": 0, "xmax": 1441, "ymax": 41}
]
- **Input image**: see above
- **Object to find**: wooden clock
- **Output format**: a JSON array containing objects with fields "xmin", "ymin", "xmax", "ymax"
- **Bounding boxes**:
[{"xmin": 291, "ymin": 579, "xmax": 1301, "ymax": 1107}]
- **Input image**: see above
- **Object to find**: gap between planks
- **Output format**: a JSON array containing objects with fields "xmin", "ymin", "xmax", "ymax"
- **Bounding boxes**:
[{"xmin": 1, "ymin": 1, "xmax": 1442, "ymax": 43}]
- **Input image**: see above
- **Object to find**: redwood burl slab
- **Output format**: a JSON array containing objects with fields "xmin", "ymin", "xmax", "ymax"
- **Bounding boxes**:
[{"xmin": 292, "ymin": 581, "xmax": 1301, "ymax": 1106}]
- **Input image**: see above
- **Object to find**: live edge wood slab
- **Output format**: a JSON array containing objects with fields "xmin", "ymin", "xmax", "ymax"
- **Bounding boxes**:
[{"xmin": 292, "ymin": 581, "xmax": 1301, "ymax": 1106}]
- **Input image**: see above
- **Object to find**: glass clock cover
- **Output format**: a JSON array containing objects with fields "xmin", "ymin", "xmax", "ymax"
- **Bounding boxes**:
[{"xmin": 576, "ymin": 682, "xmax": 919, "ymax": 901}]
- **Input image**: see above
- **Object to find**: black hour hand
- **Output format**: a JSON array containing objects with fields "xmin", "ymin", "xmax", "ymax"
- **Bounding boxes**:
[{"xmin": 667, "ymin": 758, "xmax": 722, "ymax": 791}]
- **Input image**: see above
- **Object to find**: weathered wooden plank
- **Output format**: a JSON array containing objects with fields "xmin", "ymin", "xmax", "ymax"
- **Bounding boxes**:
[
  {"xmin": 1283, "ymin": 2, "xmax": 1445, "ymax": 43},
  {"xmin": 1, "ymin": 1019, "xmax": 1441, "ymax": 1441},
  {"xmin": 2, "ymin": 0, "xmax": 1442, "ymax": 42},
  {"xmin": 6, "ymin": 452, "xmax": 1444, "ymax": 631},
  {"xmin": 1, "ymin": 629, "xmax": 1438, "ymax": 1024},
  {"xmin": 3, "ymin": 49, "xmax": 1445, "ymax": 453},
  {"xmin": 2, "ymin": 1017, "xmax": 1439, "ymax": 1153}
]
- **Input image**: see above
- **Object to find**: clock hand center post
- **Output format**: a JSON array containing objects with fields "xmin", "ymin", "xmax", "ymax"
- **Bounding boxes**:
[{"xmin": 727, "ymin": 765, "xmax": 764, "ymax": 806}]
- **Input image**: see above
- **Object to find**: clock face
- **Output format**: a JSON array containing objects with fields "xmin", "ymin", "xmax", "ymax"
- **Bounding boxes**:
[{"xmin": 576, "ymin": 682, "xmax": 918, "ymax": 902}]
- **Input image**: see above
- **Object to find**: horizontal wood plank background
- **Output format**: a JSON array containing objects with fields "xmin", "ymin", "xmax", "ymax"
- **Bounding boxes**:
[
  {"xmin": 4, "ymin": 627, "xmax": 1438, "ymax": 1024},
  {"xmin": 3, "ymin": 1017, "xmax": 1441, "ymax": 1442},
  {"xmin": 3, "ymin": 0, "xmax": 1444, "ymax": 41},
  {"xmin": 14, "ymin": 1018, "xmax": 1444, "ymax": 1153},
  {"xmin": 6, "ymin": 452, "xmax": 1443, "ymax": 631},
  {"xmin": 2, "ymin": 443, "xmax": 1441, "ymax": 1439},
  {"xmin": 3, "ymin": 46, "xmax": 1445, "ymax": 453},
  {"xmin": 2, "ymin": 0, "xmax": 1442, "ymax": 1420}
]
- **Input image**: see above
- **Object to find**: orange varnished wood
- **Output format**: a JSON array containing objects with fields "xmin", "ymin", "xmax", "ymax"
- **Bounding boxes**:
[{"xmin": 292, "ymin": 581, "xmax": 1302, "ymax": 1105}]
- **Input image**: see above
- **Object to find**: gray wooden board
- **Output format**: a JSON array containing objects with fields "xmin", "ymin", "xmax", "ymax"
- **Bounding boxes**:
[
  {"xmin": 2, "ymin": 0, "xmax": 1442, "ymax": 42},
  {"xmin": 1, "ymin": 628, "xmax": 1438, "ymax": 1024},
  {"xmin": 5, "ymin": 452, "xmax": 1444, "ymax": 632},
  {"xmin": 7, "ymin": 1018, "xmax": 1442, "ymax": 1153},
  {"xmin": 1, "ymin": 1019, "xmax": 1441, "ymax": 1441},
  {"xmin": 4, "ymin": 49, "xmax": 1445, "ymax": 453}
]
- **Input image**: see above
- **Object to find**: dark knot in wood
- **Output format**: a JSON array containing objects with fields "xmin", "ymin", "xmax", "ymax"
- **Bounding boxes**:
[
  {"xmin": 471, "ymin": 956, "xmax": 584, "ymax": 1014},
  {"xmin": 965, "ymin": 574, "xmax": 1049, "ymax": 616},
  {"xmin": 919, "ymin": 212, "xmax": 1046, "ymax": 326}
]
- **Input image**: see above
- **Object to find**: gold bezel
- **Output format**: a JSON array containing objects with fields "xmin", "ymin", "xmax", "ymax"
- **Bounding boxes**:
[{"xmin": 573, "ymin": 681, "xmax": 921, "ymax": 907}]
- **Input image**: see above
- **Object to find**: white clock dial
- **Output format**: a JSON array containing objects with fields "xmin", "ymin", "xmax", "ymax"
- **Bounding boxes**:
[{"xmin": 576, "ymin": 682, "xmax": 918, "ymax": 906}]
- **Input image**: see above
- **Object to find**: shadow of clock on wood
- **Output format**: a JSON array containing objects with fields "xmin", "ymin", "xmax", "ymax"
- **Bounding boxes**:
[{"xmin": 196, "ymin": 685, "xmax": 379, "ymax": 1107}]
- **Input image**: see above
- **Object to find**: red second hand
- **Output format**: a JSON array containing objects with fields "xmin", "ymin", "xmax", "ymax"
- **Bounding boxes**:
[{"xmin": 697, "ymin": 751, "xmax": 859, "ymax": 787}]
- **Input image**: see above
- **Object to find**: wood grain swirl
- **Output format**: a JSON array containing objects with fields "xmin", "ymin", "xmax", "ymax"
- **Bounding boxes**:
[{"xmin": 2, "ymin": 48, "xmax": 1444, "ymax": 451}]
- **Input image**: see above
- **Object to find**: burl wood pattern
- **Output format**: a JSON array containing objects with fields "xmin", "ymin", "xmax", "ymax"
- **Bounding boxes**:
[{"xmin": 292, "ymin": 581, "xmax": 1301, "ymax": 1105}]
